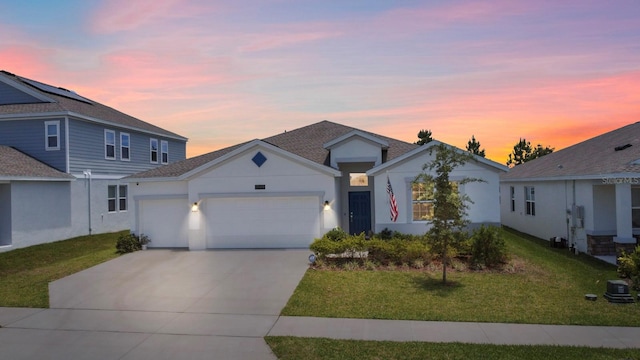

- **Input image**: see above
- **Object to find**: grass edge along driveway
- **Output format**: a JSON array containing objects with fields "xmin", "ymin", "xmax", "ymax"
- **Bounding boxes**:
[
  {"xmin": 0, "ymin": 231, "xmax": 124, "ymax": 308},
  {"xmin": 266, "ymin": 337, "xmax": 640, "ymax": 360}
]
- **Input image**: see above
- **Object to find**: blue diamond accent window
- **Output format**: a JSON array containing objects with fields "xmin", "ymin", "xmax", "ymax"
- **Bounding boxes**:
[{"xmin": 252, "ymin": 151, "xmax": 267, "ymax": 167}]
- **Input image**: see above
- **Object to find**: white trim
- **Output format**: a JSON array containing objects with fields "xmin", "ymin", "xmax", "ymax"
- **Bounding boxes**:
[
  {"xmin": 0, "ymin": 176, "xmax": 73, "ymax": 182},
  {"xmin": 64, "ymin": 116, "xmax": 70, "ymax": 172},
  {"xmin": 161, "ymin": 140, "xmax": 169, "ymax": 164},
  {"xmin": 118, "ymin": 184, "xmax": 128, "ymax": 212},
  {"xmin": 120, "ymin": 132, "xmax": 131, "ymax": 161},
  {"xmin": 197, "ymin": 191, "xmax": 325, "ymax": 200},
  {"xmin": 104, "ymin": 129, "xmax": 116, "ymax": 160},
  {"xmin": 502, "ymin": 172, "xmax": 640, "ymax": 183},
  {"xmin": 71, "ymin": 173, "xmax": 126, "ymax": 180},
  {"xmin": 178, "ymin": 139, "xmax": 341, "ymax": 181},
  {"xmin": 150, "ymin": 138, "xmax": 159, "ymax": 164},
  {"xmin": 0, "ymin": 111, "xmax": 188, "ymax": 142},
  {"xmin": 368, "ymin": 140, "xmax": 508, "ymax": 176},
  {"xmin": 44, "ymin": 120, "xmax": 60, "ymax": 151},
  {"xmin": 323, "ymin": 130, "xmax": 389, "ymax": 150},
  {"xmin": 107, "ymin": 185, "xmax": 117, "ymax": 213}
]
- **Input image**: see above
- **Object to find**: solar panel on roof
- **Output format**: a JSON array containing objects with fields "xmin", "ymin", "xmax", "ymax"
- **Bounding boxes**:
[{"xmin": 19, "ymin": 77, "xmax": 93, "ymax": 104}]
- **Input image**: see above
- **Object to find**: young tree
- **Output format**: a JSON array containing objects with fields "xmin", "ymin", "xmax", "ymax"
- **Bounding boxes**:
[
  {"xmin": 415, "ymin": 129, "xmax": 433, "ymax": 145},
  {"xmin": 466, "ymin": 135, "xmax": 485, "ymax": 157},
  {"xmin": 506, "ymin": 138, "xmax": 554, "ymax": 167},
  {"xmin": 416, "ymin": 143, "xmax": 484, "ymax": 284}
]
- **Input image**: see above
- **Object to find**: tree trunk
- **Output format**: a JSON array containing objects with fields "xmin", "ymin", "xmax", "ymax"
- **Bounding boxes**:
[{"xmin": 442, "ymin": 238, "xmax": 448, "ymax": 284}]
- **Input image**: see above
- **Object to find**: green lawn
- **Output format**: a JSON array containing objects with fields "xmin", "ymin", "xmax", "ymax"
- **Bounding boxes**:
[
  {"xmin": 281, "ymin": 228, "xmax": 640, "ymax": 326},
  {"xmin": 0, "ymin": 231, "xmax": 124, "ymax": 308},
  {"xmin": 266, "ymin": 337, "xmax": 640, "ymax": 360}
]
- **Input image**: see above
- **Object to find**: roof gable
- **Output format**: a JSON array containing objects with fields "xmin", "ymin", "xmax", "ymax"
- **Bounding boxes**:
[
  {"xmin": 0, "ymin": 146, "xmax": 74, "ymax": 181},
  {"xmin": 502, "ymin": 122, "xmax": 640, "ymax": 181},
  {"xmin": 0, "ymin": 70, "xmax": 187, "ymax": 141},
  {"xmin": 129, "ymin": 120, "xmax": 419, "ymax": 180},
  {"xmin": 367, "ymin": 140, "xmax": 508, "ymax": 176},
  {"xmin": 323, "ymin": 130, "xmax": 389, "ymax": 150}
]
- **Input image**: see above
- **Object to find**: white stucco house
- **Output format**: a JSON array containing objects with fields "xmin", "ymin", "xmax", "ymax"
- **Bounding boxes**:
[
  {"xmin": 500, "ymin": 122, "xmax": 640, "ymax": 257},
  {"xmin": 127, "ymin": 121, "xmax": 507, "ymax": 250}
]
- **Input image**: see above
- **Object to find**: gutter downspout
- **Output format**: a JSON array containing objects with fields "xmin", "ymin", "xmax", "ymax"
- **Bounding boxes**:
[{"xmin": 84, "ymin": 170, "xmax": 92, "ymax": 235}]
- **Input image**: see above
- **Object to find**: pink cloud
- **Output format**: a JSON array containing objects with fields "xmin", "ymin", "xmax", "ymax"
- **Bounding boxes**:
[
  {"xmin": 239, "ymin": 31, "xmax": 342, "ymax": 53},
  {"xmin": 89, "ymin": 0, "xmax": 218, "ymax": 34}
]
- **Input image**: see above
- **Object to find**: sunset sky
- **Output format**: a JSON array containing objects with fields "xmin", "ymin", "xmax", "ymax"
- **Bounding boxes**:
[{"xmin": 2, "ymin": 0, "xmax": 639, "ymax": 163}]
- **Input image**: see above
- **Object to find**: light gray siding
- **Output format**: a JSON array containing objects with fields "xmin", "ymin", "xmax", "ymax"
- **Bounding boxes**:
[
  {"xmin": 0, "ymin": 118, "xmax": 67, "ymax": 171},
  {"xmin": 0, "ymin": 81, "xmax": 44, "ymax": 105},
  {"xmin": 68, "ymin": 119, "xmax": 186, "ymax": 175}
]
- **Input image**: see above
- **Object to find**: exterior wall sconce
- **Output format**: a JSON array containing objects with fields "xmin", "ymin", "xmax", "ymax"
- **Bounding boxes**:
[
  {"xmin": 323, "ymin": 200, "xmax": 331, "ymax": 211},
  {"xmin": 191, "ymin": 202, "xmax": 199, "ymax": 212}
]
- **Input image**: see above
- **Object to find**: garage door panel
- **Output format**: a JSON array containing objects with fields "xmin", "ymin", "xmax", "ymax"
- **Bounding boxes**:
[
  {"xmin": 139, "ymin": 199, "xmax": 188, "ymax": 248},
  {"xmin": 205, "ymin": 196, "xmax": 320, "ymax": 249}
]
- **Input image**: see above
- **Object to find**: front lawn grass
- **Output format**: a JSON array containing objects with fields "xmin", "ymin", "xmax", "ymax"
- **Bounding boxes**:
[
  {"xmin": 266, "ymin": 337, "xmax": 640, "ymax": 360},
  {"xmin": 0, "ymin": 231, "xmax": 124, "ymax": 308},
  {"xmin": 281, "ymin": 228, "xmax": 640, "ymax": 326}
]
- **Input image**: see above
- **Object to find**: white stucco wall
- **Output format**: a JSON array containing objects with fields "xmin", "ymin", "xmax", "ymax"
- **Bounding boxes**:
[
  {"xmin": 372, "ymin": 153, "xmax": 503, "ymax": 235},
  {"xmin": 328, "ymin": 138, "xmax": 383, "ymax": 168},
  {"xmin": 129, "ymin": 145, "xmax": 341, "ymax": 249},
  {"xmin": 500, "ymin": 179, "xmax": 602, "ymax": 253}
]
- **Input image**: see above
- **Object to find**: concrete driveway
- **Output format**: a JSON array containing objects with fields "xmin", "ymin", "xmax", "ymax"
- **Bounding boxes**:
[{"xmin": 0, "ymin": 249, "xmax": 310, "ymax": 360}]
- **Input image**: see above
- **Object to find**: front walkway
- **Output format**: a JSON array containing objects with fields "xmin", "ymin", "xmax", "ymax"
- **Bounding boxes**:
[{"xmin": 269, "ymin": 316, "xmax": 640, "ymax": 348}]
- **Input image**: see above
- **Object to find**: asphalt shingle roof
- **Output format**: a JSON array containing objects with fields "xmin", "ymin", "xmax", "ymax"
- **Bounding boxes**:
[
  {"xmin": 502, "ymin": 121, "xmax": 640, "ymax": 180},
  {"xmin": 129, "ymin": 120, "xmax": 419, "ymax": 179},
  {"xmin": 0, "ymin": 70, "xmax": 186, "ymax": 140},
  {"xmin": 0, "ymin": 146, "xmax": 74, "ymax": 180}
]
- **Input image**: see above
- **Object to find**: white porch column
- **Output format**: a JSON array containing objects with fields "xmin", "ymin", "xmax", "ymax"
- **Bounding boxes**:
[{"xmin": 614, "ymin": 182, "xmax": 635, "ymax": 243}]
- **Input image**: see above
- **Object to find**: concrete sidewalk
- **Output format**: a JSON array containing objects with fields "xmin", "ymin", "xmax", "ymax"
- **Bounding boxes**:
[{"xmin": 269, "ymin": 316, "xmax": 640, "ymax": 348}]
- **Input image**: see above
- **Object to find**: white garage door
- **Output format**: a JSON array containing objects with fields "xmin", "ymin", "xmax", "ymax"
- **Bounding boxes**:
[
  {"xmin": 204, "ymin": 196, "xmax": 320, "ymax": 248},
  {"xmin": 139, "ymin": 198, "xmax": 189, "ymax": 248}
]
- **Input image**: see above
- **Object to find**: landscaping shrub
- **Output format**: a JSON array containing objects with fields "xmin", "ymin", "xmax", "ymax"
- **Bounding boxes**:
[
  {"xmin": 470, "ymin": 225, "xmax": 507, "ymax": 268},
  {"xmin": 617, "ymin": 245, "xmax": 640, "ymax": 290},
  {"xmin": 324, "ymin": 227, "xmax": 348, "ymax": 241},
  {"xmin": 115, "ymin": 233, "xmax": 151, "ymax": 254}
]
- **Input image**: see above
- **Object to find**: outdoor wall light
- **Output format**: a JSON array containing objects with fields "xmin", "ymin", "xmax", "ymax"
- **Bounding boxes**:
[
  {"xmin": 323, "ymin": 201, "xmax": 331, "ymax": 211},
  {"xmin": 191, "ymin": 202, "xmax": 199, "ymax": 212}
]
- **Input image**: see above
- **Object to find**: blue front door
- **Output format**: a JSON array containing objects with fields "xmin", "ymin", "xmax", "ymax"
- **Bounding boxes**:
[{"xmin": 348, "ymin": 191, "xmax": 371, "ymax": 235}]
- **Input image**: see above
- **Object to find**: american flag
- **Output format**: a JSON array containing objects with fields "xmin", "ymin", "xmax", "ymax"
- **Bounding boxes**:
[{"xmin": 386, "ymin": 176, "xmax": 399, "ymax": 222}]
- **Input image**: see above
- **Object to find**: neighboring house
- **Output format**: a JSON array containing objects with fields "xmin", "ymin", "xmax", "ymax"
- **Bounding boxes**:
[
  {"xmin": 0, "ymin": 70, "xmax": 187, "ymax": 251},
  {"xmin": 127, "ymin": 121, "xmax": 507, "ymax": 250},
  {"xmin": 500, "ymin": 122, "xmax": 640, "ymax": 257}
]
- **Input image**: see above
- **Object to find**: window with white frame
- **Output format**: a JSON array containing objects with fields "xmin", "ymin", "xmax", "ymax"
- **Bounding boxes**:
[
  {"xmin": 525, "ymin": 186, "xmax": 535, "ymax": 216},
  {"xmin": 412, "ymin": 181, "xmax": 460, "ymax": 221},
  {"xmin": 632, "ymin": 187, "xmax": 640, "ymax": 228},
  {"xmin": 108, "ymin": 185, "xmax": 117, "ymax": 212},
  {"xmin": 161, "ymin": 140, "xmax": 168, "ymax": 164},
  {"xmin": 412, "ymin": 182, "xmax": 435, "ymax": 221},
  {"xmin": 45, "ymin": 121, "xmax": 60, "ymax": 150},
  {"xmin": 105, "ymin": 130, "xmax": 116, "ymax": 160},
  {"xmin": 119, "ymin": 185, "xmax": 128, "ymax": 211},
  {"xmin": 150, "ymin": 138, "xmax": 158, "ymax": 163},
  {"xmin": 510, "ymin": 186, "xmax": 515, "ymax": 212},
  {"xmin": 120, "ymin": 133, "xmax": 130, "ymax": 161},
  {"xmin": 108, "ymin": 185, "xmax": 128, "ymax": 212}
]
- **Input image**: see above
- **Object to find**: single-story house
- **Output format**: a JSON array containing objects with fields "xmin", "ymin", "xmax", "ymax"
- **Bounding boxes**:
[
  {"xmin": 127, "ymin": 121, "xmax": 507, "ymax": 250},
  {"xmin": 500, "ymin": 121, "xmax": 640, "ymax": 257}
]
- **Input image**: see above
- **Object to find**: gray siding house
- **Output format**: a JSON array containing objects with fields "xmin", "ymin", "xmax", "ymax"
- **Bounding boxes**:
[{"xmin": 0, "ymin": 70, "xmax": 187, "ymax": 251}]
